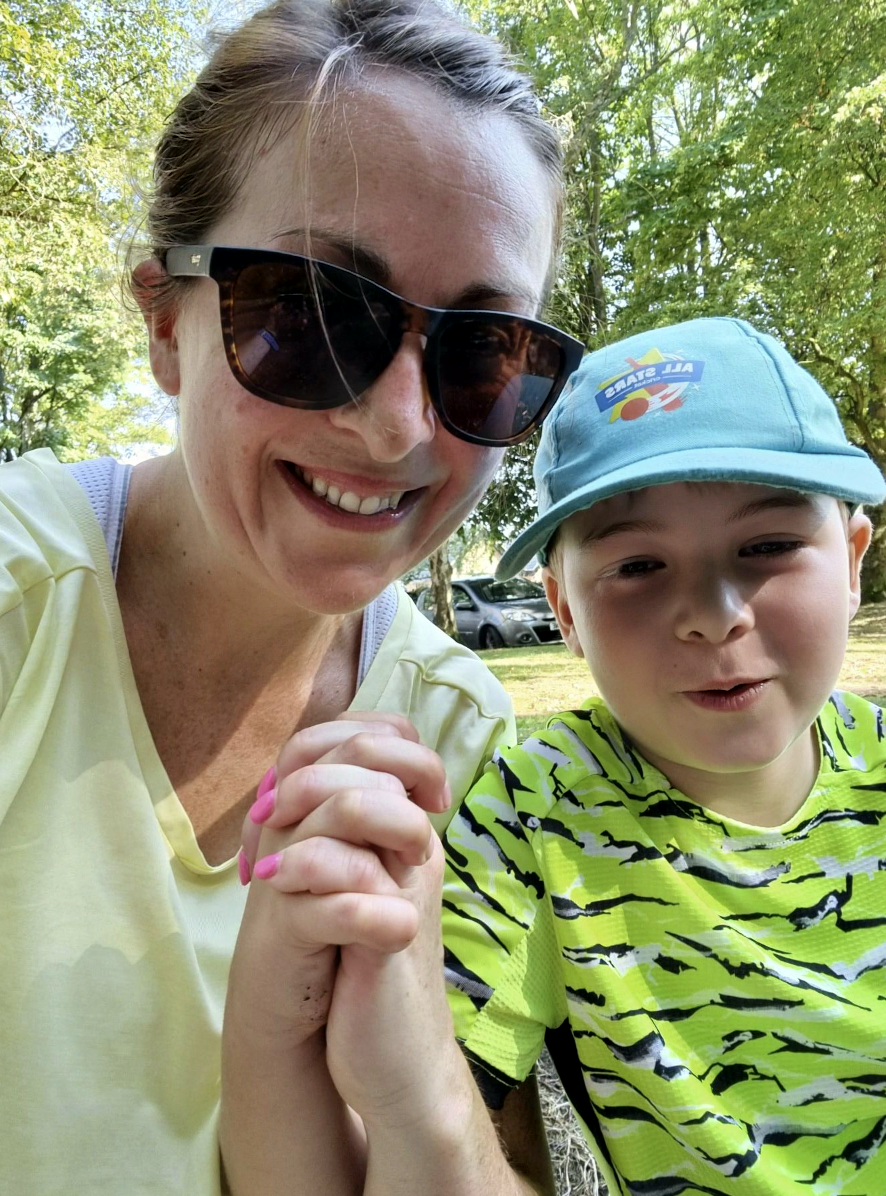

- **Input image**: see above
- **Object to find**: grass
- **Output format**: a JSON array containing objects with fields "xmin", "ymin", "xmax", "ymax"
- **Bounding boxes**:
[
  {"xmin": 478, "ymin": 600, "xmax": 886, "ymax": 740},
  {"xmin": 471, "ymin": 600, "xmax": 886, "ymax": 1195}
]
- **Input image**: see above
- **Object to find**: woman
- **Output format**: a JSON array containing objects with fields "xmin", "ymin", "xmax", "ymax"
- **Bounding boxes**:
[{"xmin": 0, "ymin": 0, "xmax": 578, "ymax": 1191}]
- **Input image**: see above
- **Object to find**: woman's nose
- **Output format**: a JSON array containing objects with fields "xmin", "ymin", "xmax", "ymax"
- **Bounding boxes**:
[
  {"xmin": 673, "ymin": 573, "xmax": 755, "ymax": 643},
  {"xmin": 326, "ymin": 336, "xmax": 436, "ymax": 461}
]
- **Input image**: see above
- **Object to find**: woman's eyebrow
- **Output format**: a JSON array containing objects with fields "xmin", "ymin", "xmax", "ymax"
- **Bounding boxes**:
[
  {"xmin": 273, "ymin": 226, "xmax": 539, "ymax": 310},
  {"xmin": 456, "ymin": 282, "xmax": 541, "ymax": 312},
  {"xmin": 274, "ymin": 227, "xmax": 392, "ymax": 284}
]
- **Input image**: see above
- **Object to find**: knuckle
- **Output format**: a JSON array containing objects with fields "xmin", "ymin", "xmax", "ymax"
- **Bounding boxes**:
[
  {"xmin": 336, "ymin": 889, "xmax": 365, "ymax": 926},
  {"xmin": 350, "ymin": 848, "xmax": 383, "ymax": 892},
  {"xmin": 289, "ymin": 766, "xmax": 325, "ymax": 812},
  {"xmin": 335, "ymin": 785, "xmax": 366, "ymax": 825},
  {"xmin": 297, "ymin": 837, "xmax": 328, "ymax": 888}
]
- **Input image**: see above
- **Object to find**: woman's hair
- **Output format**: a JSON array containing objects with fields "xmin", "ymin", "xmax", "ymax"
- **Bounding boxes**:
[{"xmin": 137, "ymin": 0, "xmax": 563, "ymax": 312}]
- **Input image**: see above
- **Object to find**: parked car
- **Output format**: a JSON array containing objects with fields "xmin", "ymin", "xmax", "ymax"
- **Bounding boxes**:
[{"xmin": 415, "ymin": 576, "xmax": 562, "ymax": 650}]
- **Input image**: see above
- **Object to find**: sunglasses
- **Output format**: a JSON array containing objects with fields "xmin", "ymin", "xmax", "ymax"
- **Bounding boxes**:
[{"xmin": 164, "ymin": 245, "xmax": 584, "ymax": 447}]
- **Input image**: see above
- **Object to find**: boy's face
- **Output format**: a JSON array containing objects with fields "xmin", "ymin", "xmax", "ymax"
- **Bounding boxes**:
[{"xmin": 544, "ymin": 482, "xmax": 871, "ymax": 812}]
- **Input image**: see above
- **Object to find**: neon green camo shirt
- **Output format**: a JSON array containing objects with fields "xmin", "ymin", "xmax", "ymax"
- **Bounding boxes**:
[{"xmin": 443, "ymin": 692, "xmax": 886, "ymax": 1195}]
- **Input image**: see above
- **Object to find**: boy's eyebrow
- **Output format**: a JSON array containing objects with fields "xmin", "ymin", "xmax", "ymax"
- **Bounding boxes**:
[
  {"xmin": 581, "ymin": 518, "xmax": 663, "ymax": 545},
  {"xmin": 581, "ymin": 492, "xmax": 816, "ymax": 545},
  {"xmin": 726, "ymin": 492, "xmax": 815, "ymax": 523}
]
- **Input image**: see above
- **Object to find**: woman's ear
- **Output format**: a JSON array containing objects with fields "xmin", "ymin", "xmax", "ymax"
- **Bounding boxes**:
[
  {"xmin": 542, "ymin": 566, "xmax": 585, "ymax": 660},
  {"xmin": 847, "ymin": 509, "xmax": 873, "ymax": 621},
  {"xmin": 132, "ymin": 259, "xmax": 181, "ymax": 397}
]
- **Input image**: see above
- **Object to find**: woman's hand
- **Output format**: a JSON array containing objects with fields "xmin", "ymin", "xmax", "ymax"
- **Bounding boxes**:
[
  {"xmin": 221, "ymin": 715, "xmax": 452, "ymax": 1195},
  {"xmin": 225, "ymin": 716, "xmax": 539, "ymax": 1196},
  {"xmin": 235, "ymin": 713, "xmax": 450, "ymax": 1036},
  {"xmin": 237, "ymin": 713, "xmax": 456, "ymax": 1122}
]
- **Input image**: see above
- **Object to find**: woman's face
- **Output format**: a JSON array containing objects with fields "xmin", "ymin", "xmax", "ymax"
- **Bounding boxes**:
[{"xmin": 155, "ymin": 72, "xmax": 557, "ymax": 614}]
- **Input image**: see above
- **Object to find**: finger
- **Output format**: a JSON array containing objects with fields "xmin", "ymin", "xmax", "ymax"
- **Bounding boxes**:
[
  {"xmin": 377, "ymin": 832, "xmax": 445, "ymax": 894},
  {"xmin": 255, "ymin": 835, "xmax": 403, "ymax": 898},
  {"xmin": 256, "ymin": 763, "xmax": 406, "ymax": 830},
  {"xmin": 258, "ymin": 737, "xmax": 450, "ymax": 829},
  {"xmin": 239, "ymin": 812, "xmax": 263, "ymax": 878},
  {"xmin": 253, "ymin": 881, "xmax": 420, "ymax": 955},
  {"xmin": 251, "ymin": 851, "xmax": 420, "ymax": 952},
  {"xmin": 334, "ymin": 710, "xmax": 420, "ymax": 739},
  {"xmin": 277, "ymin": 717, "xmax": 417, "ymax": 777},
  {"xmin": 291, "ymin": 786, "xmax": 434, "ymax": 868},
  {"xmin": 316, "ymin": 734, "xmax": 451, "ymax": 815}
]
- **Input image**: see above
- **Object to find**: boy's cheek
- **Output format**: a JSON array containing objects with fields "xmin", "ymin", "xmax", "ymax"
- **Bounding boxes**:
[{"xmin": 562, "ymin": 624, "xmax": 586, "ymax": 660}]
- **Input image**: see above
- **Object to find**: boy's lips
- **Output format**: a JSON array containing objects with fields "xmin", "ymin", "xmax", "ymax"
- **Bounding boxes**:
[{"xmin": 682, "ymin": 679, "xmax": 771, "ymax": 712}]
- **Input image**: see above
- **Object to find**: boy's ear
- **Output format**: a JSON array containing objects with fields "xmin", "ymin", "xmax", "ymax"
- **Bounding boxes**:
[
  {"xmin": 542, "ymin": 567, "xmax": 585, "ymax": 660},
  {"xmin": 132, "ymin": 258, "xmax": 181, "ymax": 397},
  {"xmin": 847, "ymin": 510, "xmax": 873, "ymax": 620}
]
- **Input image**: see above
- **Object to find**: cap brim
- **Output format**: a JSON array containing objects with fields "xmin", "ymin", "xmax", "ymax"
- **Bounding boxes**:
[{"xmin": 496, "ymin": 446, "xmax": 886, "ymax": 579}]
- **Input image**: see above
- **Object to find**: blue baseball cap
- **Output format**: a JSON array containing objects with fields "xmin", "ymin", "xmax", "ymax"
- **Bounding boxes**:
[{"xmin": 497, "ymin": 317, "xmax": 886, "ymax": 579}]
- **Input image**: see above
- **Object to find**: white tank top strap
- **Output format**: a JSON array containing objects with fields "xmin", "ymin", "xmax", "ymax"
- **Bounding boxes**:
[
  {"xmin": 66, "ymin": 457, "xmax": 133, "ymax": 578},
  {"xmin": 358, "ymin": 583, "xmax": 398, "ymax": 685}
]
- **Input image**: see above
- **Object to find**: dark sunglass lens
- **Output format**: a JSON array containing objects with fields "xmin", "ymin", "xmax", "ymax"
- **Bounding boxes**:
[
  {"xmin": 230, "ymin": 260, "xmax": 399, "ymax": 406},
  {"xmin": 437, "ymin": 317, "xmax": 562, "ymax": 441},
  {"xmin": 317, "ymin": 271, "xmax": 400, "ymax": 398}
]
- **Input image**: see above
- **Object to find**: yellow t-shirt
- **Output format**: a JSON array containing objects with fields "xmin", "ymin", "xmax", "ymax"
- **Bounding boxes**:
[{"xmin": 0, "ymin": 449, "xmax": 514, "ymax": 1196}]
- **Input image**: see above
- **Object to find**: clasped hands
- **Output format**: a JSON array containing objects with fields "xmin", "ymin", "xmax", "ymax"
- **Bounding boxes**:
[{"xmin": 234, "ymin": 713, "xmax": 456, "ymax": 1125}]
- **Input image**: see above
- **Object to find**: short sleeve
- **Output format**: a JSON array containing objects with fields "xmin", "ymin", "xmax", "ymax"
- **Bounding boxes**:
[{"xmin": 442, "ymin": 749, "xmax": 568, "ymax": 1091}]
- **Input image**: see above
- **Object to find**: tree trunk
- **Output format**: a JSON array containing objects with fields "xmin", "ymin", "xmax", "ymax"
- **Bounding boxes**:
[{"xmin": 428, "ymin": 541, "xmax": 458, "ymax": 641}]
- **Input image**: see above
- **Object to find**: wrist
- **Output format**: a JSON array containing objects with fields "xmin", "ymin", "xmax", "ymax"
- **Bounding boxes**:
[
  {"xmin": 360, "ymin": 1033, "xmax": 474, "ymax": 1137},
  {"xmin": 361, "ymin": 1044, "xmax": 518, "ymax": 1196},
  {"xmin": 227, "ymin": 914, "xmax": 337, "ymax": 1050}
]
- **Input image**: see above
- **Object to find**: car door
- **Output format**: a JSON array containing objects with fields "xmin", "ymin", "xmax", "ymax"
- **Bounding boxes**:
[{"xmin": 451, "ymin": 584, "xmax": 481, "ymax": 648}]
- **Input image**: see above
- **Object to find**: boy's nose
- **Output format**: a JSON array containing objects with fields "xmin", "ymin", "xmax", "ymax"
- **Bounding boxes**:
[
  {"xmin": 326, "ymin": 336, "xmax": 436, "ymax": 462},
  {"xmin": 674, "ymin": 574, "xmax": 755, "ymax": 643}
]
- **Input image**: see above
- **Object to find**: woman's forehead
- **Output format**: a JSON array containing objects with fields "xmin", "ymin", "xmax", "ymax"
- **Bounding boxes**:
[{"xmin": 211, "ymin": 73, "xmax": 556, "ymax": 310}]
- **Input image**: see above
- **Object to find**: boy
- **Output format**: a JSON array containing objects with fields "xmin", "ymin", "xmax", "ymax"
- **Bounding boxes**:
[{"xmin": 442, "ymin": 317, "xmax": 886, "ymax": 1194}]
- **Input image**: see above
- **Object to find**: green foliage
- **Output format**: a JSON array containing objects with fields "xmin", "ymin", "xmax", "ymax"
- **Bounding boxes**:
[
  {"xmin": 466, "ymin": 0, "xmax": 886, "ymax": 595},
  {"xmin": 0, "ymin": 0, "xmax": 201, "ymax": 460}
]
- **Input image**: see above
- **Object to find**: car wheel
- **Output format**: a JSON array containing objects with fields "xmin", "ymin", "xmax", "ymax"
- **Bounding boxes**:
[{"xmin": 479, "ymin": 626, "xmax": 506, "ymax": 650}]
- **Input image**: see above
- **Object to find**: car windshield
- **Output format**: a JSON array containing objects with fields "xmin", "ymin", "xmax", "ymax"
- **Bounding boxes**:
[{"xmin": 472, "ymin": 579, "xmax": 544, "ymax": 603}]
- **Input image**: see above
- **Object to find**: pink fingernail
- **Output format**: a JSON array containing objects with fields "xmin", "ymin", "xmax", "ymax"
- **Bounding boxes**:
[
  {"xmin": 254, "ymin": 852, "xmax": 283, "ymax": 881},
  {"xmin": 237, "ymin": 850, "xmax": 251, "ymax": 886},
  {"xmin": 257, "ymin": 766, "xmax": 277, "ymax": 800},
  {"xmin": 250, "ymin": 788, "xmax": 276, "ymax": 824}
]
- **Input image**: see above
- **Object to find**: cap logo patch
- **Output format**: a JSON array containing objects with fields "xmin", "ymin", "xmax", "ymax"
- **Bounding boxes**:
[{"xmin": 595, "ymin": 348, "xmax": 705, "ymax": 422}]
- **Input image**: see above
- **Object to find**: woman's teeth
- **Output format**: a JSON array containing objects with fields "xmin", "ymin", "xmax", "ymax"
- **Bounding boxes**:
[{"xmin": 300, "ymin": 469, "xmax": 405, "ymax": 515}]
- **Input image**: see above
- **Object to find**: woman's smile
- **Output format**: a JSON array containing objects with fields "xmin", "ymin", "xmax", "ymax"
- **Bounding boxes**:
[{"xmin": 280, "ymin": 460, "xmax": 422, "ymax": 524}]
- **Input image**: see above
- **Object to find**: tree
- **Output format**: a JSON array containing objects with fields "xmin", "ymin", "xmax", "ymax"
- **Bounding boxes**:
[
  {"xmin": 466, "ymin": 0, "xmax": 886, "ymax": 595},
  {"xmin": 0, "ymin": 0, "xmax": 201, "ymax": 459},
  {"xmin": 428, "ymin": 544, "xmax": 458, "ymax": 640}
]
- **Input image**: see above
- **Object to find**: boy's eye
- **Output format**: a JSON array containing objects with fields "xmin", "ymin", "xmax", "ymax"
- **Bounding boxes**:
[
  {"xmin": 740, "ymin": 539, "xmax": 804, "ymax": 558},
  {"xmin": 615, "ymin": 558, "xmax": 664, "ymax": 578}
]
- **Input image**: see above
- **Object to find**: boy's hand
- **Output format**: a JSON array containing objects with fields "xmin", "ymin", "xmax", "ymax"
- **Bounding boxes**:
[{"xmin": 325, "ymin": 840, "xmax": 455, "ymax": 1127}]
